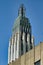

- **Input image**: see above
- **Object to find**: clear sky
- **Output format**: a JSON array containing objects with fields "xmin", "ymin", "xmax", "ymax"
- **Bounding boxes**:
[{"xmin": 0, "ymin": 0, "xmax": 43, "ymax": 65}]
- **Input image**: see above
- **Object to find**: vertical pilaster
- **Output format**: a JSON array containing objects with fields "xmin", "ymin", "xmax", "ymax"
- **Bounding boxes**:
[
  {"xmin": 11, "ymin": 38, "xmax": 13, "ymax": 62},
  {"xmin": 11, "ymin": 44, "xmax": 12, "ymax": 62},
  {"xmin": 15, "ymin": 34, "xmax": 17, "ymax": 59},
  {"xmin": 8, "ymin": 39, "xmax": 12, "ymax": 63},
  {"xmin": 27, "ymin": 33, "xmax": 30, "ymax": 51},
  {"xmin": 23, "ymin": 32, "xmax": 26, "ymax": 54},
  {"xmin": 12, "ymin": 37, "xmax": 14, "ymax": 61},
  {"xmin": 13, "ymin": 35, "xmax": 16, "ymax": 61},
  {"xmin": 8, "ymin": 41, "xmax": 10, "ymax": 64},
  {"xmin": 31, "ymin": 36, "xmax": 34, "ymax": 48},
  {"xmin": 16, "ymin": 33, "xmax": 20, "ymax": 58}
]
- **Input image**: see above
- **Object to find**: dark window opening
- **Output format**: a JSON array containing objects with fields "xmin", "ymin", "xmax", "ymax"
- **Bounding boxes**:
[
  {"xmin": 34, "ymin": 60, "xmax": 40, "ymax": 65},
  {"xmin": 26, "ymin": 43, "xmax": 28, "ymax": 52},
  {"xmin": 21, "ymin": 41, "xmax": 23, "ymax": 55},
  {"xmin": 21, "ymin": 33, "xmax": 23, "ymax": 55},
  {"xmin": 25, "ymin": 32, "xmax": 28, "ymax": 52}
]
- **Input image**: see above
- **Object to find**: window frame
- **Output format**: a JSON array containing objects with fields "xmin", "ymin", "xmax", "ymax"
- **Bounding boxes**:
[{"xmin": 34, "ymin": 60, "xmax": 40, "ymax": 65}]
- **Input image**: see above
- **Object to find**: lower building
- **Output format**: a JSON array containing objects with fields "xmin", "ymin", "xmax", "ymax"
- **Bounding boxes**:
[{"xmin": 9, "ymin": 42, "xmax": 43, "ymax": 65}]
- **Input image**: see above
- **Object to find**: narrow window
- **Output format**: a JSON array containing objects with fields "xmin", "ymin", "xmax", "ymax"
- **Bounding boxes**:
[{"xmin": 21, "ymin": 33, "xmax": 23, "ymax": 55}]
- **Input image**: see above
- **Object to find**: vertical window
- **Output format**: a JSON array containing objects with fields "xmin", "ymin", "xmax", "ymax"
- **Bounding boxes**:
[
  {"xmin": 34, "ymin": 60, "xmax": 40, "ymax": 65},
  {"xmin": 21, "ymin": 41, "xmax": 23, "ymax": 55},
  {"xmin": 21, "ymin": 33, "xmax": 23, "ymax": 55},
  {"xmin": 25, "ymin": 32, "xmax": 28, "ymax": 52}
]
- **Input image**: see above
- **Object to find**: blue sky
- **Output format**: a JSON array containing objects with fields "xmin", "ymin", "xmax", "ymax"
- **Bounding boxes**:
[{"xmin": 0, "ymin": 0, "xmax": 43, "ymax": 65}]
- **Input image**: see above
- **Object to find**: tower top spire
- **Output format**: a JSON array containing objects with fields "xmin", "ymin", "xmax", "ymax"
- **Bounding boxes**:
[{"xmin": 18, "ymin": 4, "xmax": 26, "ymax": 17}]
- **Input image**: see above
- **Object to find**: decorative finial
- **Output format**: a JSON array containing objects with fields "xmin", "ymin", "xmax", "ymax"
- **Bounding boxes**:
[{"xmin": 18, "ymin": 4, "xmax": 26, "ymax": 17}]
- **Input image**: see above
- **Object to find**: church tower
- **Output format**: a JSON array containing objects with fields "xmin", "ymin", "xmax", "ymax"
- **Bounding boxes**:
[{"xmin": 8, "ymin": 4, "xmax": 34, "ymax": 64}]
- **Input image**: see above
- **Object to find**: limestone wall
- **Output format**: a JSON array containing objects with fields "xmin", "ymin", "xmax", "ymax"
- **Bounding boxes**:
[{"xmin": 9, "ymin": 42, "xmax": 43, "ymax": 65}]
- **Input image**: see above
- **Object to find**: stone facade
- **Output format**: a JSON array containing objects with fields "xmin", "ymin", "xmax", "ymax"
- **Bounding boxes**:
[{"xmin": 9, "ymin": 42, "xmax": 43, "ymax": 65}]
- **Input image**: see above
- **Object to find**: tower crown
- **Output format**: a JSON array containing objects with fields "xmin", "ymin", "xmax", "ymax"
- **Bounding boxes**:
[
  {"xmin": 8, "ymin": 4, "xmax": 34, "ymax": 64},
  {"xmin": 18, "ymin": 4, "xmax": 26, "ymax": 17}
]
